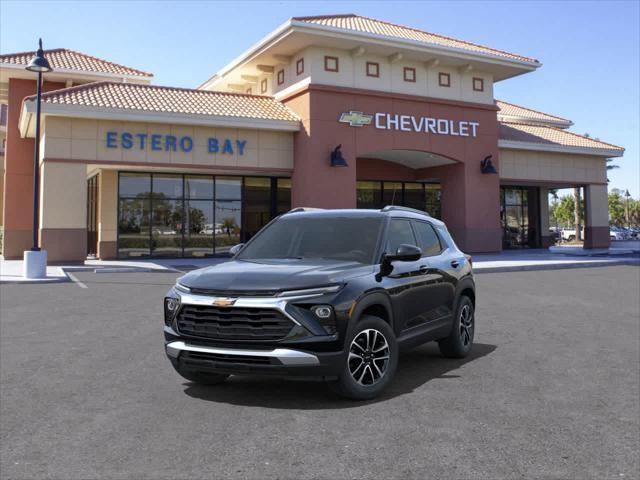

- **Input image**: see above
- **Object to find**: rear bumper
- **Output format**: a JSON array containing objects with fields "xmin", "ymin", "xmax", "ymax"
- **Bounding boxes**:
[{"xmin": 165, "ymin": 339, "xmax": 344, "ymax": 378}]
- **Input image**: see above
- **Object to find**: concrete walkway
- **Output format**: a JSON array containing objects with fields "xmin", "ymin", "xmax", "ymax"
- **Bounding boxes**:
[{"xmin": 1, "ymin": 248, "xmax": 638, "ymax": 283}]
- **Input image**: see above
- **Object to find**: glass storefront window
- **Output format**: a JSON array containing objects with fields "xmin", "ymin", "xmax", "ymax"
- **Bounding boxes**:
[
  {"xmin": 357, "ymin": 181, "xmax": 382, "ymax": 209},
  {"xmin": 184, "ymin": 199, "xmax": 214, "ymax": 257},
  {"xmin": 383, "ymin": 182, "xmax": 403, "ymax": 206},
  {"xmin": 425, "ymin": 184, "xmax": 441, "ymax": 219},
  {"xmin": 117, "ymin": 173, "xmax": 287, "ymax": 258},
  {"xmin": 404, "ymin": 182, "xmax": 425, "ymax": 211},
  {"xmin": 276, "ymin": 178, "xmax": 292, "ymax": 215},
  {"xmin": 118, "ymin": 197, "xmax": 151, "ymax": 257}
]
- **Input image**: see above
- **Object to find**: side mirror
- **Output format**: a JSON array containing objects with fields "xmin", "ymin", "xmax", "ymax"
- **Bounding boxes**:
[
  {"xmin": 385, "ymin": 244, "xmax": 422, "ymax": 263},
  {"xmin": 229, "ymin": 243, "xmax": 245, "ymax": 256}
]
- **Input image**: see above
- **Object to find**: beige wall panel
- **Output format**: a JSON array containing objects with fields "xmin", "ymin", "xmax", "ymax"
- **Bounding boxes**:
[
  {"xmin": 499, "ymin": 149, "xmax": 608, "ymax": 184},
  {"xmin": 98, "ymin": 169, "xmax": 118, "ymax": 242},
  {"xmin": 45, "ymin": 117, "xmax": 72, "ymax": 138},
  {"xmin": 71, "ymin": 118, "xmax": 98, "ymax": 139},
  {"xmin": 72, "ymin": 138, "xmax": 99, "ymax": 161},
  {"xmin": 44, "ymin": 137, "xmax": 71, "ymax": 158},
  {"xmin": 585, "ymin": 184, "xmax": 609, "ymax": 227},
  {"xmin": 39, "ymin": 162, "xmax": 86, "ymax": 229}
]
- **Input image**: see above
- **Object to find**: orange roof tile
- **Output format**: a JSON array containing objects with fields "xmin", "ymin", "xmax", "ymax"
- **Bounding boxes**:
[
  {"xmin": 293, "ymin": 14, "xmax": 538, "ymax": 64},
  {"xmin": 27, "ymin": 81, "xmax": 299, "ymax": 122},
  {"xmin": 0, "ymin": 48, "xmax": 152, "ymax": 78},
  {"xmin": 499, "ymin": 122, "xmax": 624, "ymax": 153},
  {"xmin": 497, "ymin": 100, "xmax": 571, "ymax": 126}
]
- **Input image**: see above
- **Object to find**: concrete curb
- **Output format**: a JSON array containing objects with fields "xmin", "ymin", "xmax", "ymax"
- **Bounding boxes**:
[{"xmin": 474, "ymin": 259, "xmax": 640, "ymax": 274}]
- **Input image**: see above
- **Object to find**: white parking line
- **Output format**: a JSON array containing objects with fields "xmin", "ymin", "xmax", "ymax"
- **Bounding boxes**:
[{"xmin": 66, "ymin": 272, "xmax": 88, "ymax": 289}]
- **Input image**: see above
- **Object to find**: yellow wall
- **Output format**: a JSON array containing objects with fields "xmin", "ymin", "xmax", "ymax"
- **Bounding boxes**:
[
  {"xmin": 98, "ymin": 169, "xmax": 118, "ymax": 243},
  {"xmin": 42, "ymin": 117, "xmax": 294, "ymax": 170},
  {"xmin": 499, "ymin": 149, "xmax": 607, "ymax": 184}
]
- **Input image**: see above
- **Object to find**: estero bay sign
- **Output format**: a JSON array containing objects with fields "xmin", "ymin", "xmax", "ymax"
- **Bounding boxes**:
[
  {"xmin": 105, "ymin": 131, "xmax": 248, "ymax": 155},
  {"xmin": 339, "ymin": 111, "xmax": 480, "ymax": 137}
]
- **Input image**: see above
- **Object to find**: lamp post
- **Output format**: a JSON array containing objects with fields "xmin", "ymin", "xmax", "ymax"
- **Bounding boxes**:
[
  {"xmin": 625, "ymin": 189, "xmax": 631, "ymax": 230},
  {"xmin": 23, "ymin": 39, "xmax": 52, "ymax": 279}
]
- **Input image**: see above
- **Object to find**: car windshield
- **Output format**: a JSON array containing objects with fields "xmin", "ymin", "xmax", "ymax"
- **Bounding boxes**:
[{"xmin": 237, "ymin": 214, "xmax": 385, "ymax": 264}]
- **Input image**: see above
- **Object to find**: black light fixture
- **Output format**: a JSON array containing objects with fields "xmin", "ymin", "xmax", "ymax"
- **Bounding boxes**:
[
  {"xmin": 330, "ymin": 144, "xmax": 348, "ymax": 167},
  {"xmin": 23, "ymin": 39, "xmax": 53, "ymax": 279},
  {"xmin": 480, "ymin": 154, "xmax": 497, "ymax": 174}
]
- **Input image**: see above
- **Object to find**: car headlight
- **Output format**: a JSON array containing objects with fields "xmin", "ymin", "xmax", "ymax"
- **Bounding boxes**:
[
  {"xmin": 278, "ymin": 285, "xmax": 343, "ymax": 298},
  {"xmin": 164, "ymin": 296, "xmax": 180, "ymax": 326},
  {"xmin": 174, "ymin": 282, "xmax": 190, "ymax": 293}
]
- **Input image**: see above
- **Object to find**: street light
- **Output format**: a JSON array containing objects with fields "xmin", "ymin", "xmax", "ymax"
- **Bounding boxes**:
[
  {"xmin": 23, "ymin": 39, "xmax": 52, "ymax": 279},
  {"xmin": 625, "ymin": 189, "xmax": 631, "ymax": 229}
]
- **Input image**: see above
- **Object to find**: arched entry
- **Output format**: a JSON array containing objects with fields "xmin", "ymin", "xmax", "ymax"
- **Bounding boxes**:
[{"xmin": 356, "ymin": 150, "xmax": 459, "ymax": 218}]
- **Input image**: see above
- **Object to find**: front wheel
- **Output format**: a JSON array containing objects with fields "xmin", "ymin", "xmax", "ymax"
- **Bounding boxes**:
[
  {"xmin": 328, "ymin": 315, "xmax": 398, "ymax": 400},
  {"xmin": 438, "ymin": 296, "xmax": 475, "ymax": 358}
]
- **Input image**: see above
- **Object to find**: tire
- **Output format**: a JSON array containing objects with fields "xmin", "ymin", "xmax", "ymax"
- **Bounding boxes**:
[
  {"xmin": 172, "ymin": 363, "xmax": 230, "ymax": 385},
  {"xmin": 328, "ymin": 315, "xmax": 398, "ymax": 400},
  {"xmin": 438, "ymin": 296, "xmax": 475, "ymax": 359},
  {"xmin": 567, "ymin": 235, "xmax": 575, "ymax": 242}
]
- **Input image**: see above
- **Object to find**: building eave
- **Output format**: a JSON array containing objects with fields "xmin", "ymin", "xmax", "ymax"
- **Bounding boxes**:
[
  {"xmin": 19, "ymin": 100, "xmax": 301, "ymax": 138},
  {"xmin": 0, "ymin": 62, "xmax": 153, "ymax": 83},
  {"xmin": 498, "ymin": 140, "xmax": 624, "ymax": 158},
  {"xmin": 497, "ymin": 114, "xmax": 573, "ymax": 129}
]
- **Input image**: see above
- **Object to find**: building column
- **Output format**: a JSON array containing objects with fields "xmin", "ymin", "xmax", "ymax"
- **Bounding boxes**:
[
  {"xmin": 285, "ymin": 91, "xmax": 357, "ymax": 209},
  {"xmin": 584, "ymin": 184, "xmax": 610, "ymax": 249},
  {"xmin": 98, "ymin": 170, "xmax": 118, "ymax": 259},
  {"xmin": 539, "ymin": 188, "xmax": 553, "ymax": 247},
  {"xmin": 39, "ymin": 161, "xmax": 87, "ymax": 262},
  {"xmin": 1, "ymin": 78, "xmax": 65, "ymax": 259}
]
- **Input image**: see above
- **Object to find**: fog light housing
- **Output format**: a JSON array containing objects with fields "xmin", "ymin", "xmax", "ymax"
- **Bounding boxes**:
[
  {"xmin": 164, "ymin": 297, "xmax": 180, "ymax": 326},
  {"xmin": 311, "ymin": 305, "xmax": 336, "ymax": 334}
]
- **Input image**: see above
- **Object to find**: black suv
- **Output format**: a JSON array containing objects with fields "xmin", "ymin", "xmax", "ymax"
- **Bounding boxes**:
[{"xmin": 164, "ymin": 207, "xmax": 475, "ymax": 399}]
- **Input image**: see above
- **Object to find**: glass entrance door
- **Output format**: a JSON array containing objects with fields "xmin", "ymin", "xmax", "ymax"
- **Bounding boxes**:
[
  {"xmin": 86, "ymin": 175, "xmax": 99, "ymax": 257},
  {"xmin": 500, "ymin": 186, "xmax": 540, "ymax": 248}
]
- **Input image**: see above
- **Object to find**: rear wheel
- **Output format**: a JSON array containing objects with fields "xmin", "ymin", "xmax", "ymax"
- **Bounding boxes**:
[
  {"xmin": 328, "ymin": 315, "xmax": 398, "ymax": 400},
  {"xmin": 438, "ymin": 296, "xmax": 475, "ymax": 358}
]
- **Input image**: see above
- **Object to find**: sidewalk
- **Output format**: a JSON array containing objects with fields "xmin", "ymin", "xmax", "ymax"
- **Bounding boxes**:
[{"xmin": 1, "ymin": 249, "xmax": 637, "ymax": 283}]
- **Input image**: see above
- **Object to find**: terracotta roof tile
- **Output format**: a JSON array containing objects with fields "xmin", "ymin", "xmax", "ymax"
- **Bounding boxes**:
[
  {"xmin": 27, "ymin": 81, "xmax": 299, "ymax": 122},
  {"xmin": 499, "ymin": 122, "xmax": 623, "ymax": 153},
  {"xmin": 0, "ymin": 48, "xmax": 152, "ymax": 77},
  {"xmin": 293, "ymin": 14, "xmax": 538, "ymax": 64},
  {"xmin": 496, "ymin": 100, "xmax": 571, "ymax": 126}
]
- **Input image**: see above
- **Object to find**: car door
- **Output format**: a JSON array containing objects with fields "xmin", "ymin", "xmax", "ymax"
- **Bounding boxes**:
[
  {"xmin": 381, "ymin": 217, "xmax": 430, "ymax": 334},
  {"xmin": 410, "ymin": 219, "xmax": 457, "ymax": 325}
]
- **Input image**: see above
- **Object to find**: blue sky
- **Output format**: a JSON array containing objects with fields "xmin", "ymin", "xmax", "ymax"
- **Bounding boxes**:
[{"xmin": 1, "ymin": 0, "xmax": 638, "ymax": 196}]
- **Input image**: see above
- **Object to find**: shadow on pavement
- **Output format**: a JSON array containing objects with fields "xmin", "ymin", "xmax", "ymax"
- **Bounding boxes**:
[{"xmin": 183, "ymin": 342, "xmax": 496, "ymax": 409}]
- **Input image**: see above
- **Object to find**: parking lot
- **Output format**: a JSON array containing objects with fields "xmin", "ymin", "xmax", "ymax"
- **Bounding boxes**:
[{"xmin": 1, "ymin": 265, "xmax": 638, "ymax": 479}]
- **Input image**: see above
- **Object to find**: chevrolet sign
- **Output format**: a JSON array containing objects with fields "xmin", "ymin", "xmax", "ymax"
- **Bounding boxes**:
[{"xmin": 338, "ymin": 111, "xmax": 374, "ymax": 127}]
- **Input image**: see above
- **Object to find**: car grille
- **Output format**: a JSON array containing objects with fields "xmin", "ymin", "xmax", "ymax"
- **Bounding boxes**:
[
  {"xmin": 180, "ymin": 350, "xmax": 273, "ymax": 367},
  {"xmin": 176, "ymin": 305, "xmax": 294, "ymax": 341}
]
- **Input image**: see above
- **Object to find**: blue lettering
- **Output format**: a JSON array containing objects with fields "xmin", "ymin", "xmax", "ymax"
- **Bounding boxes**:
[
  {"xmin": 222, "ymin": 139, "xmax": 233, "ymax": 154},
  {"xmin": 180, "ymin": 136, "xmax": 193, "ymax": 152},
  {"xmin": 136, "ymin": 133, "xmax": 147, "ymax": 149},
  {"xmin": 236, "ymin": 140, "xmax": 246, "ymax": 155},
  {"xmin": 208, "ymin": 138, "xmax": 219, "ymax": 153},
  {"xmin": 121, "ymin": 132, "xmax": 133, "ymax": 149},
  {"xmin": 106, "ymin": 131, "xmax": 117, "ymax": 148},
  {"xmin": 151, "ymin": 134, "xmax": 162, "ymax": 151},
  {"xmin": 165, "ymin": 135, "xmax": 177, "ymax": 151}
]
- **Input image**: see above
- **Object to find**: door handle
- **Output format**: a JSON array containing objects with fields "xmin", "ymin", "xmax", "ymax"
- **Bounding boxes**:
[
  {"xmin": 450, "ymin": 260, "xmax": 460, "ymax": 268},
  {"xmin": 419, "ymin": 265, "xmax": 429, "ymax": 273}
]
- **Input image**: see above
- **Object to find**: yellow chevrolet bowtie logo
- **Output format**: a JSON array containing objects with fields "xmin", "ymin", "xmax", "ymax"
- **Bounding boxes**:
[
  {"xmin": 213, "ymin": 298, "xmax": 236, "ymax": 306},
  {"xmin": 339, "ymin": 111, "xmax": 373, "ymax": 127}
]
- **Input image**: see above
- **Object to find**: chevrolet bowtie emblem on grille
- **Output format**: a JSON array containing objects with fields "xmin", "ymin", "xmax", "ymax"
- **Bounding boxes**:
[
  {"xmin": 213, "ymin": 298, "xmax": 236, "ymax": 306},
  {"xmin": 339, "ymin": 111, "xmax": 373, "ymax": 127}
]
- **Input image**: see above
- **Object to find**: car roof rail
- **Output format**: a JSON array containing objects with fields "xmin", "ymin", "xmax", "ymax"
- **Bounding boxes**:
[
  {"xmin": 286, "ymin": 207, "xmax": 325, "ymax": 214},
  {"xmin": 381, "ymin": 205, "xmax": 431, "ymax": 217}
]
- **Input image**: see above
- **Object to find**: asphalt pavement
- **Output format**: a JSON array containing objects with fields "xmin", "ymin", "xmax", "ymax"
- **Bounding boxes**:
[{"xmin": 1, "ymin": 266, "xmax": 638, "ymax": 479}]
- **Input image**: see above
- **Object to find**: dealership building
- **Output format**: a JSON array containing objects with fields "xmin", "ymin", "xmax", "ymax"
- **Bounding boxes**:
[{"xmin": 0, "ymin": 14, "xmax": 624, "ymax": 261}]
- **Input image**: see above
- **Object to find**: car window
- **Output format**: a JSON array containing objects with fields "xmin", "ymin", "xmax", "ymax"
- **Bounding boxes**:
[
  {"xmin": 386, "ymin": 218, "xmax": 417, "ymax": 253},
  {"xmin": 412, "ymin": 220, "xmax": 443, "ymax": 256}
]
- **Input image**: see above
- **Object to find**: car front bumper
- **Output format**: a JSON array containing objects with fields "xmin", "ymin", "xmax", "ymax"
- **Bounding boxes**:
[{"xmin": 165, "ymin": 328, "xmax": 344, "ymax": 378}]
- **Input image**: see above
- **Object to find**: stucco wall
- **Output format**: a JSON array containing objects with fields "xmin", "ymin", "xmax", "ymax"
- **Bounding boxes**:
[
  {"xmin": 499, "ymin": 148, "xmax": 607, "ymax": 184},
  {"xmin": 41, "ymin": 117, "xmax": 294, "ymax": 171},
  {"xmin": 273, "ymin": 46, "xmax": 494, "ymax": 105}
]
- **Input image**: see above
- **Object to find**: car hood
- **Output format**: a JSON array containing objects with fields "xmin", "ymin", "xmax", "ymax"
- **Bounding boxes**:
[{"xmin": 179, "ymin": 259, "xmax": 374, "ymax": 293}]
